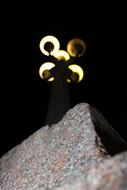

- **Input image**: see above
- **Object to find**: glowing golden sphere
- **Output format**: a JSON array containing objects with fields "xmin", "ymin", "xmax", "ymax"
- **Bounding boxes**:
[
  {"xmin": 39, "ymin": 62, "xmax": 55, "ymax": 81},
  {"xmin": 67, "ymin": 38, "xmax": 86, "ymax": 57},
  {"xmin": 68, "ymin": 64, "xmax": 84, "ymax": 82},
  {"xmin": 51, "ymin": 50, "xmax": 70, "ymax": 61},
  {"xmin": 39, "ymin": 35, "xmax": 60, "ymax": 56}
]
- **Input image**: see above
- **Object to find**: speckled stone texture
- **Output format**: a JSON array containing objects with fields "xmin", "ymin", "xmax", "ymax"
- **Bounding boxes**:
[{"xmin": 0, "ymin": 103, "xmax": 127, "ymax": 190}]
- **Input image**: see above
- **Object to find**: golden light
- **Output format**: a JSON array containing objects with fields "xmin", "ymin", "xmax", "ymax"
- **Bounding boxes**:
[
  {"xmin": 39, "ymin": 62, "xmax": 55, "ymax": 81},
  {"xmin": 39, "ymin": 35, "xmax": 60, "ymax": 56},
  {"xmin": 51, "ymin": 50, "xmax": 70, "ymax": 61},
  {"xmin": 67, "ymin": 38, "xmax": 86, "ymax": 57},
  {"xmin": 68, "ymin": 64, "xmax": 84, "ymax": 82}
]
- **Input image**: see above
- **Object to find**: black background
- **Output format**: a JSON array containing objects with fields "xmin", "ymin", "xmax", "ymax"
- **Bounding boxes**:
[{"xmin": 0, "ymin": 3, "xmax": 127, "ymax": 157}]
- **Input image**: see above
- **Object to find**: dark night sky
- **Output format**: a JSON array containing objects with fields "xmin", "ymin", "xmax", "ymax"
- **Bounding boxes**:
[{"xmin": 0, "ymin": 4, "xmax": 127, "ymax": 157}]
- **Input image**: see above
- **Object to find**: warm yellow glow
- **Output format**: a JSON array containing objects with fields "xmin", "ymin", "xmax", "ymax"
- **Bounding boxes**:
[
  {"xmin": 67, "ymin": 38, "xmax": 86, "ymax": 57},
  {"xmin": 39, "ymin": 62, "xmax": 55, "ymax": 81},
  {"xmin": 39, "ymin": 35, "xmax": 60, "ymax": 56},
  {"xmin": 68, "ymin": 64, "xmax": 84, "ymax": 82},
  {"xmin": 51, "ymin": 50, "xmax": 70, "ymax": 61}
]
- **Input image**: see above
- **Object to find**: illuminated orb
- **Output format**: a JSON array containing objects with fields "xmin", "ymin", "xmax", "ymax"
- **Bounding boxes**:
[
  {"xmin": 67, "ymin": 38, "xmax": 86, "ymax": 57},
  {"xmin": 51, "ymin": 50, "xmax": 70, "ymax": 61},
  {"xmin": 39, "ymin": 35, "xmax": 60, "ymax": 56},
  {"xmin": 68, "ymin": 64, "xmax": 84, "ymax": 82},
  {"xmin": 39, "ymin": 62, "xmax": 55, "ymax": 81}
]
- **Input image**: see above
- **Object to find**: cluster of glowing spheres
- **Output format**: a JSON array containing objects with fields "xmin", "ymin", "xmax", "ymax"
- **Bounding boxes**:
[
  {"xmin": 39, "ymin": 62, "xmax": 55, "ymax": 81},
  {"xmin": 51, "ymin": 50, "xmax": 70, "ymax": 61},
  {"xmin": 68, "ymin": 64, "xmax": 84, "ymax": 82},
  {"xmin": 67, "ymin": 38, "xmax": 86, "ymax": 57},
  {"xmin": 39, "ymin": 35, "xmax": 86, "ymax": 82},
  {"xmin": 39, "ymin": 36, "xmax": 60, "ymax": 56}
]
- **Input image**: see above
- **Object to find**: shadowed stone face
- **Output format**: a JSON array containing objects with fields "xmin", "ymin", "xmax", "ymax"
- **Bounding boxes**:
[{"xmin": 0, "ymin": 103, "xmax": 127, "ymax": 190}]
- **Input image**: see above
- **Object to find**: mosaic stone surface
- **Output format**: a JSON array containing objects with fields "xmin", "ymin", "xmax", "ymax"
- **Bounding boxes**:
[{"xmin": 0, "ymin": 103, "xmax": 127, "ymax": 190}]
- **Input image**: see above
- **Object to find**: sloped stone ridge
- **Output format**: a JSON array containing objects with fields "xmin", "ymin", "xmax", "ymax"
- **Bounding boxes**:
[{"xmin": 0, "ymin": 103, "xmax": 127, "ymax": 190}]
